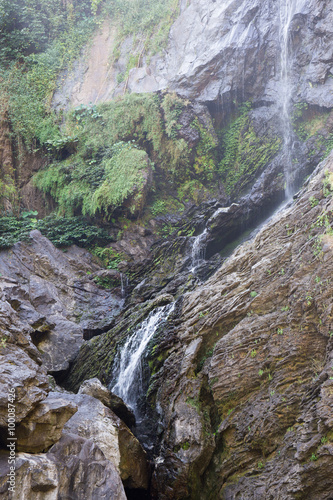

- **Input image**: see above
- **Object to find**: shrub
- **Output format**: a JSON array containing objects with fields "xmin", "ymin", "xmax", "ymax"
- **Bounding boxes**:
[{"xmin": 0, "ymin": 212, "xmax": 112, "ymax": 249}]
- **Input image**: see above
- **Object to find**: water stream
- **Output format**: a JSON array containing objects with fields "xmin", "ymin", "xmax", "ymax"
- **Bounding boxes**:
[
  {"xmin": 190, "ymin": 228, "xmax": 208, "ymax": 272},
  {"xmin": 278, "ymin": 0, "xmax": 307, "ymax": 198},
  {"xmin": 120, "ymin": 272, "xmax": 129, "ymax": 298},
  {"xmin": 110, "ymin": 303, "xmax": 175, "ymax": 419},
  {"xmin": 109, "ymin": 0, "xmax": 309, "ymax": 431}
]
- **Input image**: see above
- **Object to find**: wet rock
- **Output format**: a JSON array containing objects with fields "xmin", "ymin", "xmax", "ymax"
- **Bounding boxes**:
[
  {"xmin": 53, "ymin": 1, "xmax": 333, "ymax": 111},
  {"xmin": 149, "ymin": 153, "xmax": 333, "ymax": 498},
  {"xmin": 78, "ymin": 378, "xmax": 135, "ymax": 428}
]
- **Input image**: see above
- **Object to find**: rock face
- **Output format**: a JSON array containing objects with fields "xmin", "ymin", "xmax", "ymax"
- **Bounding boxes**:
[
  {"xmin": 0, "ymin": 230, "xmax": 123, "ymax": 374},
  {"xmin": 53, "ymin": 0, "xmax": 333, "ymax": 108},
  {"xmin": 15, "ymin": 394, "xmax": 77, "ymax": 453},
  {"xmin": 78, "ymin": 378, "xmax": 136, "ymax": 428},
  {"xmin": 2, "ymin": 1, "xmax": 333, "ymax": 499},
  {"xmin": 50, "ymin": 0, "xmax": 333, "ymax": 275},
  {"xmin": 59, "ymin": 391, "xmax": 149, "ymax": 489},
  {"xmin": 148, "ymin": 153, "xmax": 333, "ymax": 499},
  {"xmin": 0, "ymin": 437, "xmax": 127, "ymax": 500}
]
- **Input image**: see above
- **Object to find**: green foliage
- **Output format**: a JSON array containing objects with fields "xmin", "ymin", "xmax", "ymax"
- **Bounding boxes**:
[
  {"xmin": 177, "ymin": 179, "xmax": 211, "ymax": 205},
  {"xmin": 104, "ymin": 0, "xmax": 179, "ymax": 57},
  {"xmin": 218, "ymin": 102, "xmax": 281, "ymax": 195},
  {"xmin": 89, "ymin": 142, "xmax": 148, "ymax": 216},
  {"xmin": 0, "ymin": 212, "xmax": 112, "ymax": 248},
  {"xmin": 150, "ymin": 199, "xmax": 168, "ymax": 217},
  {"xmin": 0, "ymin": 0, "xmax": 99, "ymax": 148},
  {"xmin": 0, "ymin": 0, "xmax": 93, "ymax": 62},
  {"xmin": 35, "ymin": 140, "xmax": 149, "ymax": 217},
  {"xmin": 34, "ymin": 91, "xmax": 209, "ymax": 216},
  {"xmin": 292, "ymin": 103, "xmax": 329, "ymax": 141},
  {"xmin": 161, "ymin": 93, "xmax": 187, "ymax": 139},
  {"xmin": 309, "ymin": 196, "xmax": 319, "ymax": 208},
  {"xmin": 92, "ymin": 247, "xmax": 124, "ymax": 269},
  {"xmin": 323, "ymin": 170, "xmax": 333, "ymax": 197},
  {"xmin": 192, "ymin": 118, "xmax": 217, "ymax": 182}
]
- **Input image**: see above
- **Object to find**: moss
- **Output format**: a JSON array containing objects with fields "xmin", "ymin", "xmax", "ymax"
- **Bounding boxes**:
[
  {"xmin": 192, "ymin": 118, "xmax": 218, "ymax": 182},
  {"xmin": 218, "ymin": 102, "xmax": 281, "ymax": 196},
  {"xmin": 34, "ymin": 92, "xmax": 211, "ymax": 217}
]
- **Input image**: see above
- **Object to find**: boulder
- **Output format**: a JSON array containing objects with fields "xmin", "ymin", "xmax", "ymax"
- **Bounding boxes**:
[
  {"xmin": 58, "ymin": 392, "xmax": 149, "ymax": 489},
  {"xmin": 0, "ymin": 344, "xmax": 49, "ymax": 427},
  {"xmin": 15, "ymin": 394, "xmax": 77, "ymax": 453},
  {"xmin": 78, "ymin": 378, "xmax": 135, "ymax": 428},
  {"xmin": 0, "ymin": 436, "xmax": 127, "ymax": 500}
]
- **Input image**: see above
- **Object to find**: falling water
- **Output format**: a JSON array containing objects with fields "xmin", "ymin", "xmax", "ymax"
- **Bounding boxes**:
[
  {"xmin": 120, "ymin": 272, "xmax": 129, "ymax": 298},
  {"xmin": 190, "ymin": 229, "xmax": 208, "ymax": 271},
  {"xmin": 110, "ymin": 303, "xmax": 175, "ymax": 417},
  {"xmin": 278, "ymin": 0, "xmax": 306, "ymax": 198}
]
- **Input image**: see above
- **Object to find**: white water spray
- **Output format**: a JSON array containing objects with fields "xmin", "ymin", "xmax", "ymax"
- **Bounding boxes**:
[
  {"xmin": 190, "ymin": 229, "xmax": 208, "ymax": 271},
  {"xmin": 110, "ymin": 303, "xmax": 175, "ymax": 416},
  {"xmin": 120, "ymin": 272, "xmax": 129, "ymax": 298},
  {"xmin": 278, "ymin": 0, "xmax": 306, "ymax": 198}
]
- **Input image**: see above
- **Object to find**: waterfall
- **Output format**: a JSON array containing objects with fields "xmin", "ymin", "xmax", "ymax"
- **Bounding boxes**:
[
  {"xmin": 190, "ymin": 229, "xmax": 208, "ymax": 271},
  {"xmin": 278, "ymin": 0, "xmax": 306, "ymax": 198},
  {"xmin": 120, "ymin": 272, "xmax": 129, "ymax": 298},
  {"xmin": 110, "ymin": 303, "xmax": 175, "ymax": 418}
]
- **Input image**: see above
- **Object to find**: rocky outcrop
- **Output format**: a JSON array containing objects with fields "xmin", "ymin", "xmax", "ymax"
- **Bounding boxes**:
[
  {"xmin": 0, "ymin": 344, "xmax": 49, "ymax": 428},
  {"xmin": 78, "ymin": 378, "xmax": 135, "ymax": 428},
  {"xmin": 57, "ymin": 392, "xmax": 149, "ymax": 489},
  {"xmin": 53, "ymin": 1, "xmax": 333, "ymax": 108},
  {"xmin": 147, "ymin": 152, "xmax": 333, "ymax": 498},
  {"xmin": 15, "ymin": 394, "xmax": 77, "ymax": 453},
  {"xmin": 0, "ymin": 436, "xmax": 127, "ymax": 500},
  {"xmin": 0, "ymin": 230, "xmax": 123, "ymax": 374}
]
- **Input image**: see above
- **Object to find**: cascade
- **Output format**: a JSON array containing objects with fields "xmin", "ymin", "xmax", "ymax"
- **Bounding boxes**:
[
  {"xmin": 120, "ymin": 272, "xmax": 129, "ymax": 298},
  {"xmin": 278, "ymin": 0, "xmax": 306, "ymax": 198},
  {"xmin": 190, "ymin": 229, "xmax": 208, "ymax": 271},
  {"xmin": 110, "ymin": 303, "xmax": 175, "ymax": 418}
]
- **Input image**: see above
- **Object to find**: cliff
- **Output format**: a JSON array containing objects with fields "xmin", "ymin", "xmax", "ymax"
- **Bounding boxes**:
[{"xmin": 0, "ymin": 1, "xmax": 333, "ymax": 499}]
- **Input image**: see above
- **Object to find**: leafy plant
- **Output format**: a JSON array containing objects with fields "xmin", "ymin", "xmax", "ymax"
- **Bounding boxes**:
[
  {"xmin": 92, "ymin": 247, "xmax": 124, "ymax": 269},
  {"xmin": 218, "ymin": 102, "xmax": 281, "ymax": 195},
  {"xmin": 0, "ymin": 213, "xmax": 112, "ymax": 249}
]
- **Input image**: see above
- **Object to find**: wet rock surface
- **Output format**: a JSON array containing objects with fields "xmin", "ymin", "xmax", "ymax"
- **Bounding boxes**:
[
  {"xmin": 148, "ymin": 154, "xmax": 333, "ymax": 499},
  {"xmin": 53, "ymin": 1, "xmax": 333, "ymax": 109},
  {"xmin": 78, "ymin": 378, "xmax": 136, "ymax": 428},
  {"xmin": 2, "ymin": 2, "xmax": 333, "ymax": 498}
]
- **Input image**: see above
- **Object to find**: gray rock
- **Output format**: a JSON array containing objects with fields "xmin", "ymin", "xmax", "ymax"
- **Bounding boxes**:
[
  {"xmin": 15, "ymin": 394, "xmax": 77, "ymax": 453},
  {"xmin": 78, "ymin": 378, "xmax": 136, "ymax": 428},
  {"xmin": 0, "ymin": 344, "xmax": 49, "ymax": 426},
  {"xmin": 57, "ymin": 392, "xmax": 149, "ymax": 489},
  {"xmin": 0, "ymin": 231, "xmax": 123, "ymax": 374},
  {"xmin": 0, "ymin": 436, "xmax": 127, "ymax": 500}
]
